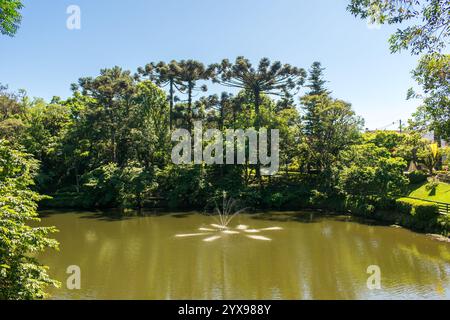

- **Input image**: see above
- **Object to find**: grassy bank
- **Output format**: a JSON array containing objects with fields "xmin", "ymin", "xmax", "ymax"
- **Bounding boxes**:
[{"xmin": 409, "ymin": 182, "xmax": 450, "ymax": 203}]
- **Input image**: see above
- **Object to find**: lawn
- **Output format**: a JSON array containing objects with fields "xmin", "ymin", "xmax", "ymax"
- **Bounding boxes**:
[{"xmin": 409, "ymin": 182, "xmax": 450, "ymax": 204}]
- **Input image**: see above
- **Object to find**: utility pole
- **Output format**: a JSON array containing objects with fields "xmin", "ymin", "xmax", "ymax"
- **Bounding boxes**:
[{"xmin": 399, "ymin": 119, "xmax": 402, "ymax": 133}]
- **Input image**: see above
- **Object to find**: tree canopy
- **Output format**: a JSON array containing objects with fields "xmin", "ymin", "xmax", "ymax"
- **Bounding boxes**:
[
  {"xmin": 0, "ymin": 0, "xmax": 24, "ymax": 36},
  {"xmin": 348, "ymin": 0, "xmax": 450, "ymax": 54}
]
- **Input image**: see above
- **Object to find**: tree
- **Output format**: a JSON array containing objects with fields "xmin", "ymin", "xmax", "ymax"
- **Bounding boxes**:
[
  {"xmin": 76, "ymin": 67, "xmax": 136, "ymax": 165},
  {"xmin": 306, "ymin": 62, "xmax": 331, "ymax": 96},
  {"xmin": 201, "ymin": 93, "xmax": 234, "ymax": 130},
  {"xmin": 0, "ymin": 140, "xmax": 59, "ymax": 299},
  {"xmin": 137, "ymin": 61, "xmax": 183, "ymax": 130},
  {"xmin": 0, "ymin": 84, "xmax": 27, "ymax": 144},
  {"xmin": 363, "ymin": 130, "xmax": 427, "ymax": 168},
  {"xmin": 0, "ymin": 0, "xmax": 24, "ymax": 37},
  {"xmin": 301, "ymin": 94, "xmax": 363, "ymax": 181},
  {"xmin": 408, "ymin": 54, "xmax": 450, "ymax": 141},
  {"xmin": 131, "ymin": 81, "xmax": 170, "ymax": 167},
  {"xmin": 412, "ymin": 53, "xmax": 450, "ymax": 96},
  {"xmin": 272, "ymin": 107, "xmax": 303, "ymax": 176},
  {"xmin": 176, "ymin": 60, "xmax": 212, "ymax": 131},
  {"xmin": 20, "ymin": 98, "xmax": 73, "ymax": 193},
  {"xmin": 212, "ymin": 57, "xmax": 306, "ymax": 180},
  {"xmin": 303, "ymin": 62, "xmax": 332, "ymax": 139},
  {"xmin": 338, "ymin": 143, "xmax": 408, "ymax": 199},
  {"xmin": 418, "ymin": 142, "xmax": 441, "ymax": 174},
  {"xmin": 348, "ymin": 0, "xmax": 450, "ymax": 55}
]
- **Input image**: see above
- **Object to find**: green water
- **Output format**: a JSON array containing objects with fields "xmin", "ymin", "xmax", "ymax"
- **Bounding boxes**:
[{"xmin": 37, "ymin": 211, "xmax": 450, "ymax": 300}]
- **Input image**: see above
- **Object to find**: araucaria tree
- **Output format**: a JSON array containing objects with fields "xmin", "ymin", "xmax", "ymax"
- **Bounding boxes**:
[
  {"xmin": 137, "ymin": 61, "xmax": 184, "ymax": 130},
  {"xmin": 76, "ymin": 67, "xmax": 136, "ymax": 165},
  {"xmin": 306, "ymin": 61, "xmax": 331, "ymax": 96},
  {"xmin": 212, "ymin": 57, "xmax": 307, "ymax": 180},
  {"xmin": 176, "ymin": 60, "xmax": 212, "ymax": 131},
  {"xmin": 301, "ymin": 62, "xmax": 363, "ymax": 185}
]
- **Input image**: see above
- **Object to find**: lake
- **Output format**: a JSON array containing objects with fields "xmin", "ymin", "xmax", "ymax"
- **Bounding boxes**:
[{"xmin": 37, "ymin": 210, "xmax": 450, "ymax": 300}]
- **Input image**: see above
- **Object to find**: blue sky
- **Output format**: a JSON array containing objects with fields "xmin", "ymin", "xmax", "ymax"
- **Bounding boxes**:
[{"xmin": 0, "ymin": 0, "xmax": 426, "ymax": 129}]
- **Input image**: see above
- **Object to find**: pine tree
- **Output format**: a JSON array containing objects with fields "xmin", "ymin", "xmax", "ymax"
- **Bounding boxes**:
[{"xmin": 306, "ymin": 62, "xmax": 331, "ymax": 96}]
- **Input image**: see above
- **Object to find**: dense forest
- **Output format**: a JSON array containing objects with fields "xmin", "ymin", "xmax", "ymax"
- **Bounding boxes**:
[{"xmin": 1, "ymin": 57, "xmax": 449, "ymax": 216}]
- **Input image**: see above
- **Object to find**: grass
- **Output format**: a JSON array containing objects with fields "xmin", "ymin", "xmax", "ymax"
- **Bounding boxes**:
[{"xmin": 409, "ymin": 182, "xmax": 450, "ymax": 204}]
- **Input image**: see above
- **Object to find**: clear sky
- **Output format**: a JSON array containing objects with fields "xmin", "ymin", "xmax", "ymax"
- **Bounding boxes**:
[{"xmin": 0, "ymin": 0, "xmax": 426, "ymax": 129}]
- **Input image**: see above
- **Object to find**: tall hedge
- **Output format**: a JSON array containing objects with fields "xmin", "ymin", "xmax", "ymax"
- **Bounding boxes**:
[{"xmin": 395, "ymin": 197, "xmax": 440, "ymax": 221}]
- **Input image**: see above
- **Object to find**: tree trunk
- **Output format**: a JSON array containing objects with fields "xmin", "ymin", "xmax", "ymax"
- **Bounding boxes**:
[
  {"xmin": 169, "ymin": 80, "xmax": 174, "ymax": 130},
  {"xmin": 188, "ymin": 83, "xmax": 193, "ymax": 132},
  {"xmin": 254, "ymin": 90, "xmax": 261, "ymax": 185}
]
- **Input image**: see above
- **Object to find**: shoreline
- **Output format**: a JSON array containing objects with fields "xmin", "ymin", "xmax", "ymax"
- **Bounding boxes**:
[{"xmin": 38, "ymin": 205, "xmax": 450, "ymax": 240}]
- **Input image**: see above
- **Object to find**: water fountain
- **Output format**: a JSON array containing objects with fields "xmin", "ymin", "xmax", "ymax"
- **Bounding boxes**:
[{"xmin": 175, "ymin": 193, "xmax": 283, "ymax": 242}]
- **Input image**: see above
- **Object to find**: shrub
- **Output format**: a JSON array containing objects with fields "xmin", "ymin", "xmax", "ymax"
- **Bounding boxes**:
[
  {"xmin": 425, "ymin": 179, "xmax": 439, "ymax": 194},
  {"xmin": 309, "ymin": 190, "xmax": 328, "ymax": 207},
  {"xmin": 309, "ymin": 192, "xmax": 346, "ymax": 212},
  {"xmin": 395, "ymin": 197, "xmax": 439, "ymax": 221},
  {"xmin": 437, "ymin": 215, "xmax": 450, "ymax": 237},
  {"xmin": 344, "ymin": 196, "xmax": 375, "ymax": 216},
  {"xmin": 408, "ymin": 170, "xmax": 428, "ymax": 184}
]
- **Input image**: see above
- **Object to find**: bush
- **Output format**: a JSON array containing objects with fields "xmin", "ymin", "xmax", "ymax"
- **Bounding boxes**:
[
  {"xmin": 395, "ymin": 197, "xmax": 439, "ymax": 221},
  {"xmin": 408, "ymin": 170, "xmax": 428, "ymax": 184},
  {"xmin": 257, "ymin": 184, "xmax": 311, "ymax": 210},
  {"xmin": 344, "ymin": 196, "xmax": 376, "ymax": 216},
  {"xmin": 437, "ymin": 215, "xmax": 450, "ymax": 237}
]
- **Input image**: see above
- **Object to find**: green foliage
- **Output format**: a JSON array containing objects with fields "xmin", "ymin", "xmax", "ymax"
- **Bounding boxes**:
[
  {"xmin": 2, "ymin": 57, "xmax": 448, "ymax": 237},
  {"xmin": 437, "ymin": 214, "xmax": 450, "ymax": 236},
  {"xmin": 306, "ymin": 62, "xmax": 331, "ymax": 96},
  {"xmin": 396, "ymin": 197, "xmax": 440, "ymax": 222},
  {"xmin": 0, "ymin": 84, "xmax": 26, "ymax": 144},
  {"xmin": 81, "ymin": 163, "xmax": 122, "ymax": 207},
  {"xmin": 0, "ymin": 140, "xmax": 59, "ymax": 299},
  {"xmin": 338, "ymin": 145, "xmax": 408, "ymax": 194},
  {"xmin": 119, "ymin": 162, "xmax": 159, "ymax": 209},
  {"xmin": 409, "ymin": 54, "xmax": 450, "ymax": 141},
  {"xmin": 418, "ymin": 143, "xmax": 442, "ymax": 174},
  {"xmin": 408, "ymin": 170, "xmax": 428, "ymax": 184},
  {"xmin": 212, "ymin": 57, "xmax": 307, "ymax": 181},
  {"xmin": 80, "ymin": 162, "xmax": 159, "ymax": 209},
  {"xmin": 158, "ymin": 165, "xmax": 209, "ymax": 209},
  {"xmin": 363, "ymin": 130, "xmax": 405, "ymax": 151},
  {"xmin": 348, "ymin": 0, "xmax": 450, "ymax": 55},
  {"xmin": 0, "ymin": 0, "xmax": 24, "ymax": 37},
  {"xmin": 301, "ymin": 94, "xmax": 363, "ymax": 180},
  {"xmin": 344, "ymin": 196, "xmax": 376, "ymax": 216}
]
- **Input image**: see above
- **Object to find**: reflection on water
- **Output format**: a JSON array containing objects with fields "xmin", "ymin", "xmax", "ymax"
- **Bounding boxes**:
[{"xmin": 37, "ymin": 211, "xmax": 450, "ymax": 300}]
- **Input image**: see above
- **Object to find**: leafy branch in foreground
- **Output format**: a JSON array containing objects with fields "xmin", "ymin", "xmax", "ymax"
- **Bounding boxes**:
[
  {"xmin": 0, "ymin": 0, "xmax": 24, "ymax": 37},
  {"xmin": 0, "ymin": 140, "xmax": 59, "ymax": 300},
  {"xmin": 348, "ymin": 0, "xmax": 450, "ymax": 54}
]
